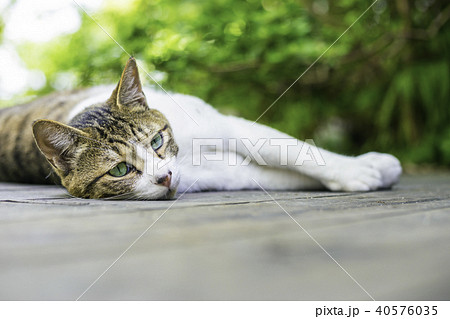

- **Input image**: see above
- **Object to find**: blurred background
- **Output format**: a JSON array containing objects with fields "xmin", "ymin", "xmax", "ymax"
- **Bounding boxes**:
[{"xmin": 0, "ymin": 0, "xmax": 449, "ymax": 168}]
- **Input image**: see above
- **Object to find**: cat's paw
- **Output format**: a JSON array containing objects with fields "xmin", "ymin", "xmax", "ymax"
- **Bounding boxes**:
[
  {"xmin": 321, "ymin": 152, "xmax": 402, "ymax": 192},
  {"xmin": 356, "ymin": 152, "xmax": 402, "ymax": 189}
]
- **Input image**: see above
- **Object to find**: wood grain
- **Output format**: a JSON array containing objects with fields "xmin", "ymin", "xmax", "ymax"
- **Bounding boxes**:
[{"xmin": 0, "ymin": 175, "xmax": 449, "ymax": 300}]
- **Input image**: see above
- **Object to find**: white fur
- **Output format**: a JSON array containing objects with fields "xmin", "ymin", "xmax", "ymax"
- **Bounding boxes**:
[
  {"xmin": 70, "ymin": 86, "xmax": 402, "ymax": 194},
  {"xmin": 132, "ymin": 142, "xmax": 180, "ymax": 197},
  {"xmin": 67, "ymin": 86, "xmax": 112, "ymax": 122}
]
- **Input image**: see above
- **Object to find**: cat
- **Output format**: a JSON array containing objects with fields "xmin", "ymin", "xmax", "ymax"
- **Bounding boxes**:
[{"xmin": 0, "ymin": 57, "xmax": 402, "ymax": 199}]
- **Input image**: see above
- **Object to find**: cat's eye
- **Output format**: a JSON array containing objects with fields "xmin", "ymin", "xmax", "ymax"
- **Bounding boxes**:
[
  {"xmin": 151, "ymin": 132, "xmax": 163, "ymax": 151},
  {"xmin": 109, "ymin": 162, "xmax": 131, "ymax": 177}
]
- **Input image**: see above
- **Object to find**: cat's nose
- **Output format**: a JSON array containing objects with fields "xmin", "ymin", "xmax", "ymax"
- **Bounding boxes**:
[{"xmin": 156, "ymin": 171, "xmax": 172, "ymax": 188}]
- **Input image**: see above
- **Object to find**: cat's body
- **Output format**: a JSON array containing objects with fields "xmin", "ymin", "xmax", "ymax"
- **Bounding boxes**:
[
  {"xmin": 0, "ymin": 88, "xmax": 96, "ymax": 184},
  {"xmin": 0, "ymin": 58, "xmax": 402, "ymax": 199}
]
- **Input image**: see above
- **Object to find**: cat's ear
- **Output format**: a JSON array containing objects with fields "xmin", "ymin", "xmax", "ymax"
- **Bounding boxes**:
[
  {"xmin": 110, "ymin": 57, "xmax": 148, "ymax": 109},
  {"xmin": 32, "ymin": 120, "xmax": 88, "ymax": 175}
]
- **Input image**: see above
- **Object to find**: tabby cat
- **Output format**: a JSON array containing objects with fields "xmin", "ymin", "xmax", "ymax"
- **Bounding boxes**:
[{"xmin": 0, "ymin": 57, "xmax": 402, "ymax": 199}]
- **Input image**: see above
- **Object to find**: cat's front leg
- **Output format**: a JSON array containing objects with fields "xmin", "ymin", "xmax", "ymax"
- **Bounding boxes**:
[
  {"xmin": 224, "ymin": 116, "xmax": 402, "ymax": 191},
  {"xmin": 316, "ymin": 152, "xmax": 402, "ymax": 191}
]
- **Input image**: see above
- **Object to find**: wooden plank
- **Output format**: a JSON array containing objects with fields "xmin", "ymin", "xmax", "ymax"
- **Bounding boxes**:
[{"xmin": 0, "ymin": 174, "xmax": 449, "ymax": 300}]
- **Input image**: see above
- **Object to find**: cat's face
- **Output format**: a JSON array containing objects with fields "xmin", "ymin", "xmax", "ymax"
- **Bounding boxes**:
[{"xmin": 32, "ymin": 58, "xmax": 180, "ymax": 200}]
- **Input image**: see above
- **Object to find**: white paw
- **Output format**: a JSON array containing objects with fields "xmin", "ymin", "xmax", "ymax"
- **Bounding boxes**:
[
  {"xmin": 357, "ymin": 152, "xmax": 402, "ymax": 189},
  {"xmin": 321, "ymin": 152, "xmax": 402, "ymax": 192}
]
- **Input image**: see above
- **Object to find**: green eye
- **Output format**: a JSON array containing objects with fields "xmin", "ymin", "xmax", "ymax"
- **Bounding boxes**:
[
  {"xmin": 109, "ymin": 162, "xmax": 131, "ymax": 177},
  {"xmin": 151, "ymin": 132, "xmax": 163, "ymax": 151}
]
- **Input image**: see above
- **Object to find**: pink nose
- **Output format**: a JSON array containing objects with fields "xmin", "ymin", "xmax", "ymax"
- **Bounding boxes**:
[{"xmin": 157, "ymin": 171, "xmax": 172, "ymax": 188}]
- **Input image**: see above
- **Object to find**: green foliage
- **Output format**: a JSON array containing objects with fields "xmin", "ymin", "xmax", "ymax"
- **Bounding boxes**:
[
  {"xmin": 0, "ymin": 17, "xmax": 4, "ymax": 43},
  {"xmin": 18, "ymin": 0, "xmax": 450, "ymax": 166}
]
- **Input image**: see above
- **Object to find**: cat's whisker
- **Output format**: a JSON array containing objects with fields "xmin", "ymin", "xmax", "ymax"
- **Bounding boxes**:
[
  {"xmin": 62, "ymin": 192, "xmax": 82, "ymax": 200},
  {"xmin": 100, "ymin": 191, "xmax": 136, "ymax": 201}
]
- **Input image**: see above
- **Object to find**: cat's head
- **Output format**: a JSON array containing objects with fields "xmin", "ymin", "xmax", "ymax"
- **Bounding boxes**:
[{"xmin": 32, "ymin": 57, "xmax": 180, "ymax": 200}]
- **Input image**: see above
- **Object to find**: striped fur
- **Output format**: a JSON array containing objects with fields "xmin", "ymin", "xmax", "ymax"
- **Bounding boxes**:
[{"xmin": 0, "ymin": 58, "xmax": 178, "ymax": 199}]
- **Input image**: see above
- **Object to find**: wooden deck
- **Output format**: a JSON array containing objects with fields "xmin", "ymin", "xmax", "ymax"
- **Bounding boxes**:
[{"xmin": 0, "ymin": 174, "xmax": 449, "ymax": 300}]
